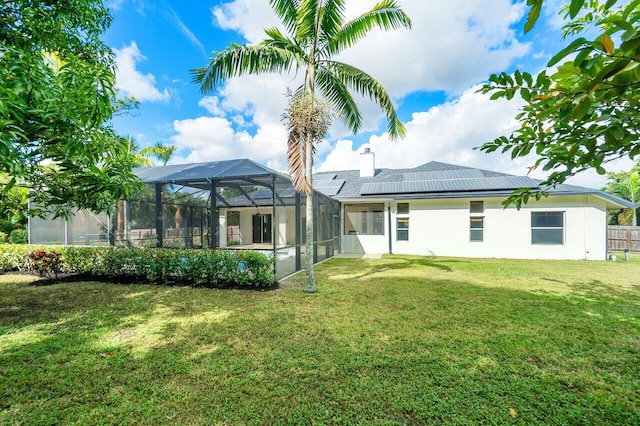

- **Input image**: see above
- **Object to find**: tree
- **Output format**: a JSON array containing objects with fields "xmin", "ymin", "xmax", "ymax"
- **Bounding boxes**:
[
  {"xmin": 602, "ymin": 163, "xmax": 640, "ymax": 225},
  {"xmin": 479, "ymin": 0, "xmax": 640, "ymax": 208},
  {"xmin": 0, "ymin": 0, "xmax": 143, "ymax": 218},
  {"xmin": 139, "ymin": 142, "xmax": 178, "ymax": 166},
  {"xmin": 0, "ymin": 175, "xmax": 28, "ymax": 240},
  {"xmin": 192, "ymin": 0, "xmax": 411, "ymax": 292}
]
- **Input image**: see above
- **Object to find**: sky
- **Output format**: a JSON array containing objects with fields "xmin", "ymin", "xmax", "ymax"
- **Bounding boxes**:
[{"xmin": 102, "ymin": 0, "xmax": 632, "ymax": 189}]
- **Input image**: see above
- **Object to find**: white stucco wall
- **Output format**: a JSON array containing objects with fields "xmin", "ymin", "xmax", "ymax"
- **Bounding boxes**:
[{"xmin": 340, "ymin": 195, "xmax": 609, "ymax": 260}]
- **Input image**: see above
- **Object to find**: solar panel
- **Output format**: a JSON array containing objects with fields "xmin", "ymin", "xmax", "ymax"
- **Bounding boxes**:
[
  {"xmin": 403, "ymin": 169, "xmax": 484, "ymax": 182},
  {"xmin": 314, "ymin": 179, "xmax": 345, "ymax": 196}
]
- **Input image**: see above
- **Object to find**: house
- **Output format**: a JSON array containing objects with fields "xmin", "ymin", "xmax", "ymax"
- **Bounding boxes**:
[
  {"xmin": 29, "ymin": 153, "xmax": 634, "ymax": 280},
  {"xmin": 313, "ymin": 148, "xmax": 634, "ymax": 261}
]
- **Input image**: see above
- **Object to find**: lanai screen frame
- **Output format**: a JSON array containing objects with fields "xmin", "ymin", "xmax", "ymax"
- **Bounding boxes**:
[{"xmin": 133, "ymin": 159, "xmax": 340, "ymax": 279}]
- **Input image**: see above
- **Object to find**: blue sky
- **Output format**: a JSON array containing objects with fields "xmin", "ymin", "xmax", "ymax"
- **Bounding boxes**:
[{"xmin": 102, "ymin": 0, "xmax": 630, "ymax": 188}]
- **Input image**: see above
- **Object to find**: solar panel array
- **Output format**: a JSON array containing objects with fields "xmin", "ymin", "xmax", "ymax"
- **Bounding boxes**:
[{"xmin": 360, "ymin": 175, "xmax": 538, "ymax": 195}]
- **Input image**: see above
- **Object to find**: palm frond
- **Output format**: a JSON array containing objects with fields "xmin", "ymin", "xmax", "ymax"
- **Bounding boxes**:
[
  {"xmin": 316, "ymin": 67, "xmax": 361, "ymax": 133},
  {"xmin": 327, "ymin": 61, "xmax": 406, "ymax": 140},
  {"xmin": 319, "ymin": 0, "xmax": 346, "ymax": 42},
  {"xmin": 263, "ymin": 27, "xmax": 307, "ymax": 60},
  {"xmin": 269, "ymin": 0, "xmax": 300, "ymax": 35},
  {"xmin": 295, "ymin": 0, "xmax": 320, "ymax": 45},
  {"xmin": 287, "ymin": 126, "xmax": 312, "ymax": 194},
  {"xmin": 326, "ymin": 0, "xmax": 411, "ymax": 56},
  {"xmin": 191, "ymin": 44, "xmax": 299, "ymax": 94}
]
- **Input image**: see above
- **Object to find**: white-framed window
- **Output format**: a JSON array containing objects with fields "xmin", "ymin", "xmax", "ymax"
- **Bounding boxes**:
[
  {"xmin": 396, "ymin": 202, "xmax": 410, "ymax": 241},
  {"xmin": 397, "ymin": 218, "xmax": 409, "ymax": 241},
  {"xmin": 470, "ymin": 217, "xmax": 484, "ymax": 242},
  {"xmin": 344, "ymin": 203, "xmax": 384, "ymax": 235},
  {"xmin": 470, "ymin": 201, "xmax": 484, "ymax": 242},
  {"xmin": 531, "ymin": 211, "xmax": 564, "ymax": 245}
]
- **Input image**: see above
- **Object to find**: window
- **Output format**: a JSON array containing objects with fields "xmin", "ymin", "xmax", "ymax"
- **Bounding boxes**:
[
  {"xmin": 344, "ymin": 203, "xmax": 384, "ymax": 235},
  {"xmin": 470, "ymin": 201, "xmax": 484, "ymax": 213},
  {"xmin": 397, "ymin": 203, "xmax": 409, "ymax": 215},
  {"xmin": 397, "ymin": 218, "xmax": 409, "ymax": 241},
  {"xmin": 395, "ymin": 202, "xmax": 410, "ymax": 241},
  {"xmin": 470, "ymin": 217, "xmax": 484, "ymax": 242},
  {"xmin": 531, "ymin": 212, "xmax": 564, "ymax": 245},
  {"xmin": 470, "ymin": 201, "xmax": 484, "ymax": 242}
]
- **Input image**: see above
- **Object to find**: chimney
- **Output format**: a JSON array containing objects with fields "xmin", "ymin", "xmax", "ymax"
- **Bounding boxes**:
[{"xmin": 360, "ymin": 147, "xmax": 375, "ymax": 177}]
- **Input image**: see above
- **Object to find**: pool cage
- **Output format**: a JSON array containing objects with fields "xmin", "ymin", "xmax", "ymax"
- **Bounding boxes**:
[{"xmin": 29, "ymin": 159, "xmax": 341, "ymax": 280}]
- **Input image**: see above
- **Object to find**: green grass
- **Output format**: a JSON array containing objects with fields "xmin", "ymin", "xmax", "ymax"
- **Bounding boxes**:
[{"xmin": 1, "ymin": 255, "xmax": 639, "ymax": 425}]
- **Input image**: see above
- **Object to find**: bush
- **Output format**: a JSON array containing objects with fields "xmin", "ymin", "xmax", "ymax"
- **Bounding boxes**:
[
  {"xmin": 27, "ymin": 249, "xmax": 62, "ymax": 278},
  {"xmin": 9, "ymin": 229, "xmax": 28, "ymax": 244},
  {"xmin": 0, "ymin": 244, "xmax": 31, "ymax": 272},
  {"xmin": 0, "ymin": 245, "xmax": 277, "ymax": 288}
]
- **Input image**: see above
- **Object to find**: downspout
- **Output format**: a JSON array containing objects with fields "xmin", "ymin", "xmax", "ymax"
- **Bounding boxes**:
[
  {"xmin": 388, "ymin": 200, "xmax": 393, "ymax": 255},
  {"xmin": 584, "ymin": 195, "xmax": 588, "ymax": 260}
]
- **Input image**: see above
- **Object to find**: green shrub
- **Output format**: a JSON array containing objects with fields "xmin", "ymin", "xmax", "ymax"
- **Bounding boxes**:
[
  {"xmin": 0, "ymin": 245, "xmax": 276, "ymax": 288},
  {"xmin": 0, "ymin": 231, "xmax": 8, "ymax": 243},
  {"xmin": 9, "ymin": 229, "xmax": 28, "ymax": 244},
  {"xmin": 0, "ymin": 244, "xmax": 31, "ymax": 272}
]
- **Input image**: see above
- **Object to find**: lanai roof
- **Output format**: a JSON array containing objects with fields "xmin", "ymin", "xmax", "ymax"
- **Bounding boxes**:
[{"xmin": 134, "ymin": 159, "xmax": 291, "ymax": 190}]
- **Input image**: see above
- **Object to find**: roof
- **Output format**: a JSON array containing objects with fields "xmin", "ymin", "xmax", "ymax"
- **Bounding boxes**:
[
  {"xmin": 313, "ymin": 161, "xmax": 636, "ymax": 209},
  {"xmin": 134, "ymin": 159, "xmax": 290, "ymax": 190}
]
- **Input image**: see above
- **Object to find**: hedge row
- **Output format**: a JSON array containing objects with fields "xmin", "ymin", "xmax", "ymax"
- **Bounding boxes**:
[{"xmin": 0, "ymin": 244, "xmax": 276, "ymax": 288}]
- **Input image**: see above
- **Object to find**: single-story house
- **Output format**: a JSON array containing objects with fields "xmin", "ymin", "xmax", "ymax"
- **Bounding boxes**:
[
  {"xmin": 29, "ymin": 151, "xmax": 635, "ymax": 279},
  {"xmin": 313, "ymin": 148, "xmax": 634, "ymax": 261}
]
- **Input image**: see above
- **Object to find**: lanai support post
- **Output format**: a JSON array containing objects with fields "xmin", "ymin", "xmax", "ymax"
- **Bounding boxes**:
[
  {"xmin": 295, "ymin": 192, "xmax": 301, "ymax": 272},
  {"xmin": 210, "ymin": 180, "xmax": 217, "ymax": 249},
  {"xmin": 313, "ymin": 192, "xmax": 318, "ymax": 264},
  {"xmin": 155, "ymin": 184, "xmax": 163, "ymax": 248}
]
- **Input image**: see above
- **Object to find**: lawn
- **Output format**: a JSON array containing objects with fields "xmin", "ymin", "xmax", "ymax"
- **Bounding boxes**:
[{"xmin": 1, "ymin": 255, "xmax": 638, "ymax": 425}]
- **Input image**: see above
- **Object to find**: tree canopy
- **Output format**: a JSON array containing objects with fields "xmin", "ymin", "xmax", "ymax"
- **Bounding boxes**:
[
  {"xmin": 480, "ymin": 0, "xmax": 640, "ymax": 207},
  {"xmin": 0, "ymin": 0, "xmax": 143, "ymax": 217}
]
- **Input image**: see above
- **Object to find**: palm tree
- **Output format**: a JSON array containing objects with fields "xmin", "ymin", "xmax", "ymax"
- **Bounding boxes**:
[
  {"xmin": 192, "ymin": 0, "xmax": 411, "ymax": 292},
  {"xmin": 139, "ymin": 142, "xmax": 177, "ymax": 166}
]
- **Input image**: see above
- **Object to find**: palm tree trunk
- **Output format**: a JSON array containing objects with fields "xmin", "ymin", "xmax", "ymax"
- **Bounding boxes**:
[{"xmin": 303, "ymin": 132, "xmax": 316, "ymax": 293}]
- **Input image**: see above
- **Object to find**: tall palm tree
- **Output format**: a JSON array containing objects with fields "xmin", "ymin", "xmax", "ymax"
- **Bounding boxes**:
[{"xmin": 192, "ymin": 0, "xmax": 411, "ymax": 292}]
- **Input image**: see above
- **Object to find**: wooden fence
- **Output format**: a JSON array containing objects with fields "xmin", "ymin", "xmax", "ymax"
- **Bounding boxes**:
[{"xmin": 608, "ymin": 226, "xmax": 640, "ymax": 252}]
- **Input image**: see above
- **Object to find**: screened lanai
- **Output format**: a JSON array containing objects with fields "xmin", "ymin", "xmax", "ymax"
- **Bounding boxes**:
[{"xmin": 116, "ymin": 159, "xmax": 340, "ymax": 279}]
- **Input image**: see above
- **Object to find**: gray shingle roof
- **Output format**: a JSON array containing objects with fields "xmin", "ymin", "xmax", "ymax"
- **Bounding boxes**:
[{"xmin": 313, "ymin": 161, "xmax": 635, "ymax": 208}]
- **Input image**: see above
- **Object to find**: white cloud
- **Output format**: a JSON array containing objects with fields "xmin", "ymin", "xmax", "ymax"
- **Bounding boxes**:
[
  {"xmin": 198, "ymin": 96, "xmax": 225, "ymax": 116},
  {"xmin": 113, "ymin": 42, "xmax": 170, "ymax": 102},
  {"xmin": 171, "ymin": 116, "xmax": 287, "ymax": 167}
]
